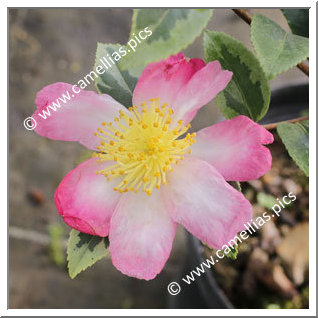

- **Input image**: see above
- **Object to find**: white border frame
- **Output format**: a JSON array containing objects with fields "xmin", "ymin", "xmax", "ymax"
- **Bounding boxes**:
[{"xmin": 3, "ymin": 1, "xmax": 316, "ymax": 316}]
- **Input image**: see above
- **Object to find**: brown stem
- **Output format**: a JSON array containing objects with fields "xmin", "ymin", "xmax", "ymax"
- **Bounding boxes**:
[
  {"xmin": 233, "ymin": 9, "xmax": 252, "ymax": 24},
  {"xmin": 297, "ymin": 62, "xmax": 309, "ymax": 76},
  {"xmin": 262, "ymin": 116, "xmax": 309, "ymax": 130},
  {"xmin": 232, "ymin": 9, "xmax": 309, "ymax": 77}
]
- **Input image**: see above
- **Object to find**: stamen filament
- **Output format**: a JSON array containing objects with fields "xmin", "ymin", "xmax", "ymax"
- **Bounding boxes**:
[{"xmin": 93, "ymin": 98, "xmax": 195, "ymax": 195}]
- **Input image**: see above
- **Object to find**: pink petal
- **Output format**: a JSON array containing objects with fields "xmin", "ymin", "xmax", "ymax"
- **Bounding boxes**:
[
  {"xmin": 163, "ymin": 157, "xmax": 253, "ymax": 249},
  {"xmin": 133, "ymin": 53, "xmax": 204, "ymax": 107},
  {"xmin": 172, "ymin": 61, "xmax": 233, "ymax": 125},
  {"xmin": 33, "ymin": 82, "xmax": 128, "ymax": 150},
  {"xmin": 133, "ymin": 53, "xmax": 231, "ymax": 125},
  {"xmin": 109, "ymin": 190, "xmax": 177, "ymax": 280},
  {"xmin": 191, "ymin": 115, "xmax": 274, "ymax": 181},
  {"xmin": 54, "ymin": 158, "xmax": 121, "ymax": 236}
]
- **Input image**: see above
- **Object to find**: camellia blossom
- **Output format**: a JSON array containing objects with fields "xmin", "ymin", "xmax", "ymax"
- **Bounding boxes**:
[{"xmin": 32, "ymin": 53, "xmax": 273, "ymax": 280}]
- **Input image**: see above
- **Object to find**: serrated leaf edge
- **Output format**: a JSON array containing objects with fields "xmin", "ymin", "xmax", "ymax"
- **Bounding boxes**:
[
  {"xmin": 204, "ymin": 30, "xmax": 271, "ymax": 122},
  {"xmin": 121, "ymin": 9, "xmax": 214, "ymax": 70},
  {"xmin": 250, "ymin": 13, "xmax": 309, "ymax": 80},
  {"xmin": 277, "ymin": 122, "xmax": 309, "ymax": 177},
  {"xmin": 66, "ymin": 229, "xmax": 109, "ymax": 279}
]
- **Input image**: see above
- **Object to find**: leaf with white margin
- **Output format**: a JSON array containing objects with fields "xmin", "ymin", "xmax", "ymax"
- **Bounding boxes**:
[
  {"xmin": 251, "ymin": 14, "xmax": 309, "ymax": 79},
  {"xmin": 204, "ymin": 30, "xmax": 270, "ymax": 122},
  {"xmin": 119, "ymin": 9, "xmax": 213, "ymax": 70},
  {"xmin": 67, "ymin": 229, "xmax": 109, "ymax": 279},
  {"xmin": 277, "ymin": 120, "xmax": 309, "ymax": 176}
]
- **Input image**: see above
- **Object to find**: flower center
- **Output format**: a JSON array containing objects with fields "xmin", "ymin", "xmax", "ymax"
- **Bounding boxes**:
[{"xmin": 93, "ymin": 98, "xmax": 196, "ymax": 195}]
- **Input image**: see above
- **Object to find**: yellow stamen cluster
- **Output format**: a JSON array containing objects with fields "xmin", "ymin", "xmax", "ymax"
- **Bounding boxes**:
[{"xmin": 92, "ymin": 98, "xmax": 196, "ymax": 195}]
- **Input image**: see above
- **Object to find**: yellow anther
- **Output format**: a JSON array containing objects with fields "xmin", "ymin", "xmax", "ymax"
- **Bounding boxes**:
[
  {"xmin": 93, "ymin": 98, "xmax": 195, "ymax": 195},
  {"xmin": 148, "ymin": 142, "xmax": 154, "ymax": 149}
]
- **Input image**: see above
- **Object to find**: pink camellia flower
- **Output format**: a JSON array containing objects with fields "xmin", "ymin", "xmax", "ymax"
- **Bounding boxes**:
[{"xmin": 32, "ymin": 53, "xmax": 273, "ymax": 280}]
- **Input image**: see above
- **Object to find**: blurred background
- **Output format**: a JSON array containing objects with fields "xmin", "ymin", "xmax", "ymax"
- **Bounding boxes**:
[{"xmin": 9, "ymin": 8, "xmax": 309, "ymax": 309}]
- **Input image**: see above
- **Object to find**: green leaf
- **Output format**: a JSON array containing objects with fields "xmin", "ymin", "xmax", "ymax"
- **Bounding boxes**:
[
  {"xmin": 94, "ymin": 43, "xmax": 138, "ymax": 107},
  {"xmin": 225, "ymin": 244, "xmax": 238, "ymax": 260},
  {"xmin": 204, "ymin": 30, "xmax": 270, "ymax": 122},
  {"xmin": 119, "ymin": 9, "xmax": 213, "ymax": 70},
  {"xmin": 282, "ymin": 9, "xmax": 309, "ymax": 38},
  {"xmin": 251, "ymin": 14, "xmax": 309, "ymax": 79},
  {"xmin": 277, "ymin": 120, "xmax": 309, "ymax": 176},
  {"xmin": 67, "ymin": 229, "xmax": 109, "ymax": 279},
  {"xmin": 257, "ymin": 192, "xmax": 277, "ymax": 209}
]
